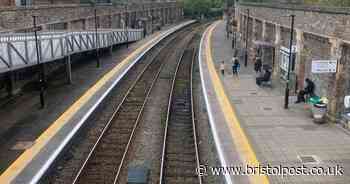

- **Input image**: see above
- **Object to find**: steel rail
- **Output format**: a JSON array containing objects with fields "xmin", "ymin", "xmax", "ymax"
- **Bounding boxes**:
[
  {"xmin": 159, "ymin": 45, "xmax": 201, "ymax": 184},
  {"xmin": 72, "ymin": 33, "xmax": 178, "ymax": 184},
  {"xmin": 159, "ymin": 48, "xmax": 184, "ymax": 184},
  {"xmin": 112, "ymin": 59, "xmax": 165, "ymax": 184},
  {"xmin": 190, "ymin": 48, "xmax": 202, "ymax": 184}
]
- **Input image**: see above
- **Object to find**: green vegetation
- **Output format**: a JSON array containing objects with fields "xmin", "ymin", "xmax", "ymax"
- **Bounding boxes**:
[{"xmin": 181, "ymin": 0, "xmax": 235, "ymax": 18}]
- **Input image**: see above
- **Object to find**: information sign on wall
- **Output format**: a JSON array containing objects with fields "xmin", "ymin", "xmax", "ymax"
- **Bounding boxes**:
[{"xmin": 312, "ymin": 60, "xmax": 337, "ymax": 73}]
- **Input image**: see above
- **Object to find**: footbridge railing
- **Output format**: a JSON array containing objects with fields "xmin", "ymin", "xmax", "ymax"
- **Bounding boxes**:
[{"xmin": 0, "ymin": 29, "xmax": 143, "ymax": 73}]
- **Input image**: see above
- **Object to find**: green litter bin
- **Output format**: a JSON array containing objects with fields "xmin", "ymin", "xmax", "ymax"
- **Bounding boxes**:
[
  {"xmin": 307, "ymin": 96, "xmax": 321, "ymax": 105},
  {"xmin": 308, "ymin": 95, "xmax": 327, "ymax": 124},
  {"xmin": 307, "ymin": 96, "xmax": 321, "ymax": 121}
]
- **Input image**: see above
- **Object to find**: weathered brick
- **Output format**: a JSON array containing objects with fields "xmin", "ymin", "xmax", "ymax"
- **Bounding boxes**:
[
  {"xmin": 235, "ymin": 3, "xmax": 350, "ymax": 118},
  {"xmin": 239, "ymin": 4, "xmax": 350, "ymax": 41},
  {"xmin": 0, "ymin": 2, "xmax": 183, "ymax": 32}
]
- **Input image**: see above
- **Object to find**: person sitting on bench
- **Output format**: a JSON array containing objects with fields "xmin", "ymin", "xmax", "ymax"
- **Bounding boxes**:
[
  {"xmin": 256, "ymin": 69, "xmax": 271, "ymax": 86},
  {"xmin": 295, "ymin": 78, "xmax": 315, "ymax": 103}
]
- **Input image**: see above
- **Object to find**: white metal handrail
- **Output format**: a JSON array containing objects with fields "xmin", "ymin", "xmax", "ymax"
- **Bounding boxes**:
[{"xmin": 0, "ymin": 28, "xmax": 143, "ymax": 73}]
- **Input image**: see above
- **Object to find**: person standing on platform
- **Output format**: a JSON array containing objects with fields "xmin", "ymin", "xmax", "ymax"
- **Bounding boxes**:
[
  {"xmin": 220, "ymin": 61, "xmax": 225, "ymax": 75},
  {"xmin": 254, "ymin": 57, "xmax": 262, "ymax": 73},
  {"xmin": 232, "ymin": 56, "xmax": 240, "ymax": 77}
]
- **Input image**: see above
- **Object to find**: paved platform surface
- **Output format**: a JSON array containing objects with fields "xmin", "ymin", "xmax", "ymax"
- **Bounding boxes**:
[
  {"xmin": 0, "ymin": 20, "xmax": 195, "ymax": 184},
  {"xmin": 200, "ymin": 20, "xmax": 350, "ymax": 184}
]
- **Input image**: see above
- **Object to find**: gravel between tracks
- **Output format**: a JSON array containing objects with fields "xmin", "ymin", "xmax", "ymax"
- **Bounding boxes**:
[
  {"xmin": 42, "ymin": 23, "xmax": 223, "ymax": 184},
  {"xmin": 41, "ymin": 25, "xmax": 196, "ymax": 184},
  {"xmin": 117, "ymin": 28, "xmax": 197, "ymax": 184},
  {"xmin": 118, "ymin": 24, "xmax": 223, "ymax": 184}
]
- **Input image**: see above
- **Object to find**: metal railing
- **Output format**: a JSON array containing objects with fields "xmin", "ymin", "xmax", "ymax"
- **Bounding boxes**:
[{"xmin": 0, "ymin": 29, "xmax": 143, "ymax": 73}]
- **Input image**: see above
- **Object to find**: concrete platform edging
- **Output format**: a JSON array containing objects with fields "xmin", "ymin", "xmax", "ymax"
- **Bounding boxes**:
[
  {"xmin": 199, "ymin": 21, "xmax": 269, "ymax": 184},
  {"xmin": 0, "ymin": 20, "xmax": 196, "ymax": 184},
  {"xmin": 199, "ymin": 22, "xmax": 234, "ymax": 184}
]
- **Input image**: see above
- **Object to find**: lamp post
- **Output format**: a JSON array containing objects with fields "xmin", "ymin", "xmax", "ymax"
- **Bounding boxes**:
[
  {"xmin": 94, "ymin": 8, "xmax": 100, "ymax": 68},
  {"xmin": 284, "ymin": 14, "xmax": 295, "ymax": 109},
  {"xmin": 232, "ymin": 2, "xmax": 236, "ymax": 49},
  {"xmin": 125, "ymin": 1, "xmax": 129, "ymax": 48},
  {"xmin": 151, "ymin": 9, "xmax": 154, "ymax": 33},
  {"xmin": 225, "ymin": 0, "xmax": 230, "ymax": 39},
  {"xmin": 33, "ymin": 15, "xmax": 45, "ymax": 108},
  {"xmin": 226, "ymin": 23, "xmax": 230, "ymax": 39},
  {"xmin": 244, "ymin": 9, "xmax": 249, "ymax": 67},
  {"xmin": 142, "ymin": 5, "xmax": 146, "ymax": 37},
  {"xmin": 232, "ymin": 32, "xmax": 235, "ymax": 49}
]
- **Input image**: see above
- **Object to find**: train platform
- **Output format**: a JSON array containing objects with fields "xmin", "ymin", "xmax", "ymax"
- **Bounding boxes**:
[
  {"xmin": 0, "ymin": 20, "xmax": 195, "ymax": 184},
  {"xmin": 199, "ymin": 20, "xmax": 350, "ymax": 184}
]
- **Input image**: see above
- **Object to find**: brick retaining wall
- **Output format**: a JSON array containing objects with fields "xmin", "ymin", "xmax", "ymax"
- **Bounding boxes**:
[{"xmin": 0, "ymin": 2, "xmax": 183, "ymax": 32}]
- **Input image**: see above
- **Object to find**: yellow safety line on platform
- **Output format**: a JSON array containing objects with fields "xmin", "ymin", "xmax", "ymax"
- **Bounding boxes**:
[
  {"xmin": 0, "ymin": 32, "xmax": 162, "ymax": 183},
  {"xmin": 205, "ymin": 21, "xmax": 269, "ymax": 184}
]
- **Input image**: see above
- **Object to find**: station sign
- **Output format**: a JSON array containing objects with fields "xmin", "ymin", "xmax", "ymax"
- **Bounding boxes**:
[
  {"xmin": 279, "ymin": 46, "xmax": 297, "ymax": 80},
  {"xmin": 280, "ymin": 45, "xmax": 297, "ymax": 54},
  {"xmin": 312, "ymin": 59, "xmax": 337, "ymax": 73}
]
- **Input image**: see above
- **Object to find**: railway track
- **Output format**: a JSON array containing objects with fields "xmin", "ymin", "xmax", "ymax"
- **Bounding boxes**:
[
  {"xmin": 71, "ymin": 26, "xmax": 196, "ymax": 184},
  {"xmin": 159, "ymin": 47, "xmax": 202, "ymax": 184}
]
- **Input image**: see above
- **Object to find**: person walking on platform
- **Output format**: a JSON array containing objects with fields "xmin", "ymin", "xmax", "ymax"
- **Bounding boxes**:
[
  {"xmin": 232, "ymin": 56, "xmax": 240, "ymax": 76},
  {"xmin": 220, "ymin": 61, "xmax": 225, "ymax": 75}
]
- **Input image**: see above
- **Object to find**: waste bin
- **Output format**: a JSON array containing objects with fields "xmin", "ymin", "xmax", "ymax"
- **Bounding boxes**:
[
  {"xmin": 308, "ymin": 96, "xmax": 321, "ymax": 105},
  {"xmin": 306, "ymin": 96, "xmax": 321, "ymax": 117},
  {"xmin": 311, "ymin": 103, "xmax": 327, "ymax": 124}
]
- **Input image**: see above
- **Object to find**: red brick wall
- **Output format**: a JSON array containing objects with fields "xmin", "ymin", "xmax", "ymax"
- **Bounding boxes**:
[{"xmin": 0, "ymin": 2, "xmax": 181, "ymax": 32}]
